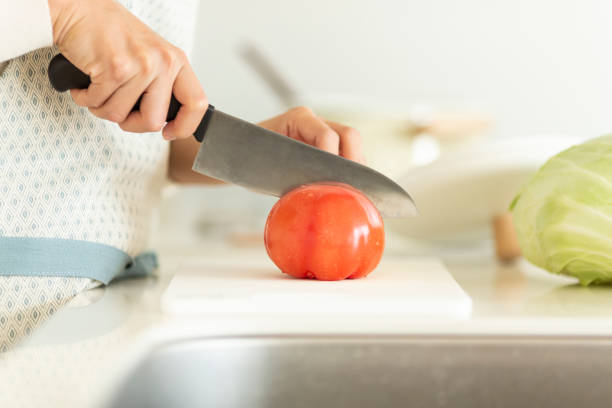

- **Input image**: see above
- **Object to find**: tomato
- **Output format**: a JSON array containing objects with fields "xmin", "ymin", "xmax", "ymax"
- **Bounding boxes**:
[{"xmin": 264, "ymin": 183, "xmax": 385, "ymax": 281}]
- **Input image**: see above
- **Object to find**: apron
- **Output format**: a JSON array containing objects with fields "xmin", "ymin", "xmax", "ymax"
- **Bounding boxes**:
[{"xmin": 0, "ymin": 0, "xmax": 199, "ymax": 350}]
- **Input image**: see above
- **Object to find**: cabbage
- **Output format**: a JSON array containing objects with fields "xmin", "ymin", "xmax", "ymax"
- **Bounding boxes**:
[{"xmin": 511, "ymin": 135, "xmax": 612, "ymax": 285}]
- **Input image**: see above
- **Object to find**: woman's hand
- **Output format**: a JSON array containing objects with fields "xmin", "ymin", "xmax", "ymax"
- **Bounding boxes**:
[
  {"xmin": 48, "ymin": 0, "xmax": 207, "ymax": 140},
  {"xmin": 168, "ymin": 107, "xmax": 365, "ymax": 183},
  {"xmin": 258, "ymin": 106, "xmax": 365, "ymax": 164}
]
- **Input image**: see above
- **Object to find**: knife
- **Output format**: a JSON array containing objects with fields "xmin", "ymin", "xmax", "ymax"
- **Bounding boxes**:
[{"xmin": 47, "ymin": 54, "xmax": 417, "ymax": 218}]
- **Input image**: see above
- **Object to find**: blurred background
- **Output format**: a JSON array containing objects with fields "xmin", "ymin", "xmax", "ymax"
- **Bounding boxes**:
[{"xmin": 154, "ymin": 0, "xmax": 612, "ymax": 253}]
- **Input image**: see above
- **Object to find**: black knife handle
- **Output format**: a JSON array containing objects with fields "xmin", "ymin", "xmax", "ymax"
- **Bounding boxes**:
[{"xmin": 47, "ymin": 54, "xmax": 214, "ymax": 141}]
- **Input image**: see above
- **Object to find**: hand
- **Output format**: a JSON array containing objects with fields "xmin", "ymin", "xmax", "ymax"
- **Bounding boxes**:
[
  {"xmin": 48, "ymin": 0, "xmax": 207, "ymax": 140},
  {"xmin": 258, "ymin": 107, "xmax": 365, "ymax": 164},
  {"xmin": 167, "ymin": 106, "xmax": 365, "ymax": 184}
]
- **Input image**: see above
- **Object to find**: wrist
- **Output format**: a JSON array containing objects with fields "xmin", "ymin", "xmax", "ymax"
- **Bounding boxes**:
[{"xmin": 48, "ymin": 0, "xmax": 74, "ymax": 45}]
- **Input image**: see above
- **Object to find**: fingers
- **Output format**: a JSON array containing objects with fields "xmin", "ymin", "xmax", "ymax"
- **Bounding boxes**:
[
  {"xmin": 65, "ymin": 39, "xmax": 206, "ymax": 139},
  {"xmin": 290, "ymin": 107, "xmax": 339, "ymax": 156},
  {"xmin": 325, "ymin": 120, "xmax": 365, "ymax": 164},
  {"xmin": 162, "ymin": 62, "xmax": 208, "ymax": 140},
  {"xmin": 286, "ymin": 107, "xmax": 364, "ymax": 163},
  {"xmin": 71, "ymin": 81, "xmax": 124, "ymax": 110},
  {"xmin": 71, "ymin": 52, "xmax": 206, "ymax": 140},
  {"xmin": 89, "ymin": 72, "xmax": 154, "ymax": 124},
  {"xmin": 70, "ymin": 61, "xmax": 136, "ymax": 109},
  {"xmin": 119, "ymin": 76, "xmax": 172, "ymax": 134}
]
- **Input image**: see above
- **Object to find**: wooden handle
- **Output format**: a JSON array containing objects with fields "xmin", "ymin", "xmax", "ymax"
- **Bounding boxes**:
[{"xmin": 493, "ymin": 212, "xmax": 521, "ymax": 262}]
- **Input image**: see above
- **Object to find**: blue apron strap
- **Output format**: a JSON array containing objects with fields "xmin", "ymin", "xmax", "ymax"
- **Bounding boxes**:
[{"xmin": 0, "ymin": 236, "xmax": 158, "ymax": 285}]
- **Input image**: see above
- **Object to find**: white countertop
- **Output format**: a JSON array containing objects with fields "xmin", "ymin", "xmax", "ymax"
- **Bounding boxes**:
[{"xmin": 2, "ymin": 235, "xmax": 612, "ymax": 407}]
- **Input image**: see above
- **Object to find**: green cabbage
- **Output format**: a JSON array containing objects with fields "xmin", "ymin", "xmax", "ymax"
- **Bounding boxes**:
[{"xmin": 511, "ymin": 135, "xmax": 612, "ymax": 285}]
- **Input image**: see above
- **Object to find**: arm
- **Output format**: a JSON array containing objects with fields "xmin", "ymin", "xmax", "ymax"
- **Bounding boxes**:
[
  {"xmin": 0, "ymin": 0, "xmax": 53, "ymax": 62},
  {"xmin": 168, "ymin": 106, "xmax": 364, "ymax": 184}
]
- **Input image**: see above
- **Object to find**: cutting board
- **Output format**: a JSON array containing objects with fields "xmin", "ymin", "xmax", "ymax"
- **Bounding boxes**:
[{"xmin": 161, "ymin": 257, "xmax": 472, "ymax": 319}]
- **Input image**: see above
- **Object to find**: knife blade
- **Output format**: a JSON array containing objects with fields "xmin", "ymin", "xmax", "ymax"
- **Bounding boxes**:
[{"xmin": 48, "ymin": 54, "xmax": 417, "ymax": 217}]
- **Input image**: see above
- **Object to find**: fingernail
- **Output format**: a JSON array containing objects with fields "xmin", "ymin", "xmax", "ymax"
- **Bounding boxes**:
[{"xmin": 164, "ymin": 134, "xmax": 176, "ymax": 141}]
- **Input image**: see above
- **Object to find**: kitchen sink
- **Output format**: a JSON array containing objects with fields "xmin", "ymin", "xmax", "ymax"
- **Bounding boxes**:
[{"xmin": 107, "ymin": 336, "xmax": 612, "ymax": 408}]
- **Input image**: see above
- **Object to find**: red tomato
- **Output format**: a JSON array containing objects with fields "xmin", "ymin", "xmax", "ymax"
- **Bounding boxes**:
[{"xmin": 264, "ymin": 183, "xmax": 385, "ymax": 281}]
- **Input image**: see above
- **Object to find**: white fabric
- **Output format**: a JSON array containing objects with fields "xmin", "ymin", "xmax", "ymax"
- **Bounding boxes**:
[
  {"xmin": 0, "ymin": 0, "xmax": 53, "ymax": 63},
  {"xmin": 0, "ymin": 48, "xmax": 170, "ymax": 254},
  {"xmin": 0, "ymin": 0, "xmax": 198, "ymax": 254}
]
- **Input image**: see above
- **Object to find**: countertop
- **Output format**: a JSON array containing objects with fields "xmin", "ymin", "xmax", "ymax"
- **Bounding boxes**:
[{"xmin": 2, "ymin": 234, "xmax": 612, "ymax": 407}]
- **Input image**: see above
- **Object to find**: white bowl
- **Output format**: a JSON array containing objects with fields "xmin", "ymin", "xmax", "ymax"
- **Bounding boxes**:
[{"xmin": 387, "ymin": 135, "xmax": 585, "ymax": 242}]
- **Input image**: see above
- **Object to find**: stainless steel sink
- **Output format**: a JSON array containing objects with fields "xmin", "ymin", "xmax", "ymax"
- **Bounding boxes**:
[{"xmin": 107, "ymin": 336, "xmax": 612, "ymax": 408}]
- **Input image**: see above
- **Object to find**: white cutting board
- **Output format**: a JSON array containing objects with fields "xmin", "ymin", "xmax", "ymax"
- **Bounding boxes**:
[{"xmin": 162, "ymin": 257, "xmax": 472, "ymax": 319}]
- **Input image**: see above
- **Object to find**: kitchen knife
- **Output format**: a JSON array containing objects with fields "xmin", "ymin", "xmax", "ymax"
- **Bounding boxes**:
[{"xmin": 48, "ymin": 54, "xmax": 417, "ymax": 218}]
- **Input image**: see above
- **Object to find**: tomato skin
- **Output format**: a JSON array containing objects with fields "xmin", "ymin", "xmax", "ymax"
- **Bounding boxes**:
[{"xmin": 264, "ymin": 184, "xmax": 385, "ymax": 281}]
